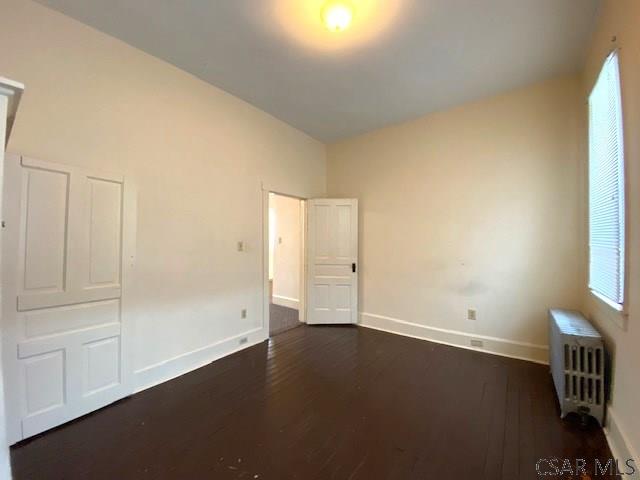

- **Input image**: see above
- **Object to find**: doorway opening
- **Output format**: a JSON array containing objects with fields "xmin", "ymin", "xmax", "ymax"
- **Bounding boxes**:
[{"xmin": 267, "ymin": 192, "xmax": 306, "ymax": 337}]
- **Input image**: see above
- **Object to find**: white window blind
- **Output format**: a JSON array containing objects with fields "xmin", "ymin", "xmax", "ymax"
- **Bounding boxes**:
[{"xmin": 588, "ymin": 51, "xmax": 625, "ymax": 308}]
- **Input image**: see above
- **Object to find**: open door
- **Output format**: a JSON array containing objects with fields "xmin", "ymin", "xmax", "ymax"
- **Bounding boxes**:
[{"xmin": 306, "ymin": 199, "xmax": 358, "ymax": 325}]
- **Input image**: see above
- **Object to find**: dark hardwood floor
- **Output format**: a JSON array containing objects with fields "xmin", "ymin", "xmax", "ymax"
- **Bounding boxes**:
[
  {"xmin": 269, "ymin": 303, "xmax": 300, "ymax": 336},
  {"xmin": 11, "ymin": 325, "xmax": 615, "ymax": 479}
]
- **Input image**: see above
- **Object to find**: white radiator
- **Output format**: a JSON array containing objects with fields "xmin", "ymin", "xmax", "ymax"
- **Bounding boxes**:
[{"xmin": 548, "ymin": 309, "xmax": 605, "ymax": 426}]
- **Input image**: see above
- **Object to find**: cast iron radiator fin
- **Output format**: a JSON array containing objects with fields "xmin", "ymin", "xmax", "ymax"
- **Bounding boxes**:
[{"xmin": 548, "ymin": 309, "xmax": 605, "ymax": 426}]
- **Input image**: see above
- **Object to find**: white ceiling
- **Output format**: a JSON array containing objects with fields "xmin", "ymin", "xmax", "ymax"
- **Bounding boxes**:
[{"xmin": 36, "ymin": 0, "xmax": 600, "ymax": 142}]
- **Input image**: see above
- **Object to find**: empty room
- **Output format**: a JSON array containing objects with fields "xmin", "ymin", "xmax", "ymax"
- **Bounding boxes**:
[{"xmin": 0, "ymin": 0, "xmax": 638, "ymax": 479}]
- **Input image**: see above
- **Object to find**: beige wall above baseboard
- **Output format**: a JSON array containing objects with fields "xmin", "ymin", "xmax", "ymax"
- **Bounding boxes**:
[
  {"xmin": 0, "ymin": 0, "xmax": 325, "ymax": 379},
  {"xmin": 328, "ymin": 74, "xmax": 585, "ymax": 351}
]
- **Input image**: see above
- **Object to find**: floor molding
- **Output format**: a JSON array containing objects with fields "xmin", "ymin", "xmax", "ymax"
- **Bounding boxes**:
[
  {"xmin": 359, "ymin": 312, "xmax": 549, "ymax": 365},
  {"xmin": 604, "ymin": 406, "xmax": 639, "ymax": 478},
  {"xmin": 272, "ymin": 294, "xmax": 299, "ymax": 310},
  {"xmin": 134, "ymin": 327, "xmax": 266, "ymax": 393}
]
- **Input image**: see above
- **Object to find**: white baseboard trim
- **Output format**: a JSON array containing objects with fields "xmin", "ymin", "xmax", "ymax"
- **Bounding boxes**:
[
  {"xmin": 134, "ymin": 327, "xmax": 267, "ymax": 393},
  {"xmin": 359, "ymin": 312, "xmax": 549, "ymax": 365},
  {"xmin": 604, "ymin": 406, "xmax": 639, "ymax": 478},
  {"xmin": 272, "ymin": 295, "xmax": 299, "ymax": 310}
]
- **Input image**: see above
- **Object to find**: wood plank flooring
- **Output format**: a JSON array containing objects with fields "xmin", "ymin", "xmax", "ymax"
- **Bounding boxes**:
[{"xmin": 10, "ymin": 325, "xmax": 616, "ymax": 479}]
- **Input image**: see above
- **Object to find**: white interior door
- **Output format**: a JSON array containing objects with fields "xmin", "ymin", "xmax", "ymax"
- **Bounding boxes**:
[
  {"xmin": 1, "ymin": 154, "xmax": 135, "ymax": 443},
  {"xmin": 306, "ymin": 199, "xmax": 358, "ymax": 325}
]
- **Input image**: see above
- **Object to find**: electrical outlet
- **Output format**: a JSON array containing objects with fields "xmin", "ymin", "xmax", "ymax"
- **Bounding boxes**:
[
  {"xmin": 239, "ymin": 337, "xmax": 248, "ymax": 345},
  {"xmin": 470, "ymin": 339, "xmax": 483, "ymax": 348},
  {"xmin": 467, "ymin": 309, "xmax": 477, "ymax": 321},
  {"xmin": 241, "ymin": 309, "xmax": 247, "ymax": 319}
]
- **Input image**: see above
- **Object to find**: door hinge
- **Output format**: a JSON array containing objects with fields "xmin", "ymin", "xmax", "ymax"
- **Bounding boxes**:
[{"xmin": 352, "ymin": 263, "xmax": 356, "ymax": 273}]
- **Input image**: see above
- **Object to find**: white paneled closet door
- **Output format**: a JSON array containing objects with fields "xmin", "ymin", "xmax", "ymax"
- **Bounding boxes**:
[{"xmin": 2, "ymin": 155, "xmax": 136, "ymax": 442}]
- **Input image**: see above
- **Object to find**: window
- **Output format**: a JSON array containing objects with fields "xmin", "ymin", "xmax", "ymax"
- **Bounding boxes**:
[{"xmin": 588, "ymin": 51, "xmax": 625, "ymax": 310}]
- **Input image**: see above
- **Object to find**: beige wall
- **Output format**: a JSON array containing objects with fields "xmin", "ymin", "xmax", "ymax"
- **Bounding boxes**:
[
  {"xmin": 0, "ymin": 0, "xmax": 325, "ymax": 390},
  {"xmin": 582, "ymin": 0, "xmax": 640, "ymax": 463},
  {"xmin": 271, "ymin": 194, "xmax": 301, "ymax": 309},
  {"xmin": 328, "ymin": 75, "xmax": 584, "ymax": 361}
]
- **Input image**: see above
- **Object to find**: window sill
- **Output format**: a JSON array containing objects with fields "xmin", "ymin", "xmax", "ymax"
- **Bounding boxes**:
[{"xmin": 589, "ymin": 289, "xmax": 628, "ymax": 331}]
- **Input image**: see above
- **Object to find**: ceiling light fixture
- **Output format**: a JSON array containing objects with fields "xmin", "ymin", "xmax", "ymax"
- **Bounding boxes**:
[{"xmin": 321, "ymin": 1, "xmax": 354, "ymax": 32}]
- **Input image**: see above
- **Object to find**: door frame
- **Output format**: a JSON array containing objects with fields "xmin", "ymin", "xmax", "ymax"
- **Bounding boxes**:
[{"xmin": 261, "ymin": 184, "xmax": 307, "ymax": 336}]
